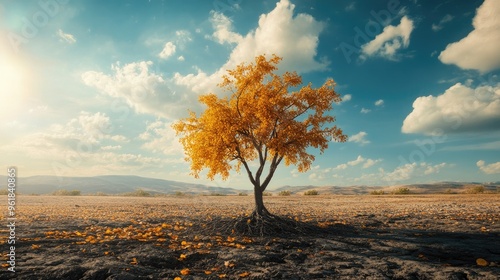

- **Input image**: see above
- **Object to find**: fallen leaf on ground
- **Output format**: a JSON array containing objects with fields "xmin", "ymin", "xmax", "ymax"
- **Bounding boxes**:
[{"xmin": 476, "ymin": 258, "xmax": 489, "ymax": 266}]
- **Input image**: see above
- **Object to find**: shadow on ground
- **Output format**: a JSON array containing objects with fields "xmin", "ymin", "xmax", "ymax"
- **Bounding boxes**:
[{"xmin": 1, "ymin": 215, "xmax": 499, "ymax": 280}]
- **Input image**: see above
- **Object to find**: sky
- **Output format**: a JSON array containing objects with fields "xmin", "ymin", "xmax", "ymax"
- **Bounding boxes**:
[{"xmin": 1, "ymin": 0, "xmax": 499, "ymax": 190}]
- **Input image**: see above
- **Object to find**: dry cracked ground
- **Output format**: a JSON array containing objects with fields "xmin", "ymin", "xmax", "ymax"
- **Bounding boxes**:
[{"xmin": 1, "ymin": 194, "xmax": 499, "ymax": 279}]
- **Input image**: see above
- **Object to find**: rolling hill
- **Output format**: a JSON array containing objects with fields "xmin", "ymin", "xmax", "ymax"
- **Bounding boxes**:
[
  {"xmin": 0, "ymin": 175, "xmax": 498, "ymax": 195},
  {"xmin": 0, "ymin": 175, "xmax": 242, "ymax": 195}
]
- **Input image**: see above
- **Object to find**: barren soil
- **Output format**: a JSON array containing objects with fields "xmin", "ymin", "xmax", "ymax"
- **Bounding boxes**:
[{"xmin": 1, "ymin": 194, "xmax": 499, "ymax": 279}]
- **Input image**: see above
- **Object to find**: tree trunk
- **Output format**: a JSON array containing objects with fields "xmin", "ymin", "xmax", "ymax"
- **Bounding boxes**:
[{"xmin": 253, "ymin": 185, "xmax": 269, "ymax": 216}]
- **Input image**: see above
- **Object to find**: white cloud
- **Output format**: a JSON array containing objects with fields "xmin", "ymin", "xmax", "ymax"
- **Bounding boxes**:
[
  {"xmin": 477, "ymin": 160, "xmax": 500, "ymax": 174},
  {"xmin": 110, "ymin": 135, "xmax": 129, "ymax": 142},
  {"xmin": 82, "ymin": 61, "xmax": 199, "ymax": 119},
  {"xmin": 402, "ymin": 83, "xmax": 500, "ymax": 135},
  {"xmin": 6, "ymin": 112, "xmax": 126, "ymax": 159},
  {"xmin": 173, "ymin": 0, "xmax": 328, "ymax": 95},
  {"xmin": 334, "ymin": 164, "xmax": 348, "ymax": 170},
  {"xmin": 175, "ymin": 30, "xmax": 192, "ymax": 44},
  {"xmin": 361, "ymin": 16, "xmax": 414, "ymax": 60},
  {"xmin": 439, "ymin": 0, "xmax": 500, "ymax": 73},
  {"xmin": 348, "ymin": 155, "xmax": 365, "ymax": 166},
  {"xmin": 345, "ymin": 2, "xmax": 355, "ymax": 11},
  {"xmin": 375, "ymin": 99, "xmax": 384, "ymax": 106},
  {"xmin": 334, "ymin": 155, "xmax": 381, "ymax": 170},
  {"xmin": 363, "ymin": 158, "xmax": 382, "ymax": 168},
  {"xmin": 139, "ymin": 120, "xmax": 183, "ymax": 156},
  {"xmin": 159, "ymin": 42, "xmax": 176, "ymax": 59},
  {"xmin": 208, "ymin": 11, "xmax": 243, "ymax": 44},
  {"xmin": 177, "ymin": 56, "xmax": 185, "ymax": 61},
  {"xmin": 342, "ymin": 94, "xmax": 352, "ymax": 102},
  {"xmin": 349, "ymin": 131, "xmax": 370, "ymax": 145},
  {"xmin": 423, "ymin": 162, "xmax": 447, "ymax": 175},
  {"xmin": 101, "ymin": 145, "xmax": 122, "ymax": 151},
  {"xmin": 226, "ymin": 0, "xmax": 327, "ymax": 72},
  {"xmin": 57, "ymin": 29, "xmax": 76, "ymax": 44},
  {"xmin": 432, "ymin": 14, "xmax": 454, "ymax": 31},
  {"xmin": 360, "ymin": 108, "xmax": 371, "ymax": 114},
  {"xmin": 383, "ymin": 162, "xmax": 448, "ymax": 182}
]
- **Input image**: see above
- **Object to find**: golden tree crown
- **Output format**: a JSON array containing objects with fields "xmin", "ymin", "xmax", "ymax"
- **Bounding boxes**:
[{"xmin": 173, "ymin": 54, "xmax": 347, "ymax": 181}]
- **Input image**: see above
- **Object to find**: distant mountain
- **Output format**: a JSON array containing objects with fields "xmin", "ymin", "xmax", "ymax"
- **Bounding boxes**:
[
  {"xmin": 273, "ymin": 182, "xmax": 499, "ymax": 195},
  {"xmin": 0, "ymin": 175, "xmax": 243, "ymax": 195},
  {"xmin": 1, "ymin": 175, "xmax": 498, "ymax": 195}
]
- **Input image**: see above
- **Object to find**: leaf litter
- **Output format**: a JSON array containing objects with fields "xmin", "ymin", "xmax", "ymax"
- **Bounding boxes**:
[{"xmin": 0, "ymin": 194, "xmax": 498, "ymax": 279}]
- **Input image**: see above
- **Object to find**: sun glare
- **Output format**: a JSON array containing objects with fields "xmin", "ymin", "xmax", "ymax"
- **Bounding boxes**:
[{"xmin": 0, "ymin": 50, "xmax": 29, "ymax": 118}]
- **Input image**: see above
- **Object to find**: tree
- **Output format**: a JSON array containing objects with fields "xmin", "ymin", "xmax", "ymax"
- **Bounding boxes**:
[{"xmin": 173, "ymin": 54, "xmax": 347, "ymax": 221}]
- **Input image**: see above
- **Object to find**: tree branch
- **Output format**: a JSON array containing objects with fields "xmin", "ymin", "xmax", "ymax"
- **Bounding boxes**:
[
  {"xmin": 260, "ymin": 153, "xmax": 283, "ymax": 191},
  {"xmin": 236, "ymin": 145, "xmax": 256, "ymax": 186}
]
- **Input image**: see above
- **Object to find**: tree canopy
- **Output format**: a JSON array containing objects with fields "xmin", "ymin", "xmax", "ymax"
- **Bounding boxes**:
[{"xmin": 173, "ymin": 54, "xmax": 347, "ymax": 218}]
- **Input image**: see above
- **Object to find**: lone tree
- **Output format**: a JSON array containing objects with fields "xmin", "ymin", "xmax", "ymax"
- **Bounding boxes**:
[{"xmin": 173, "ymin": 55, "xmax": 346, "ymax": 231}]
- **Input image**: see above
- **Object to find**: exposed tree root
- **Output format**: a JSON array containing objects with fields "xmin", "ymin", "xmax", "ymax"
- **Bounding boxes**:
[{"xmin": 205, "ymin": 212, "xmax": 327, "ymax": 237}]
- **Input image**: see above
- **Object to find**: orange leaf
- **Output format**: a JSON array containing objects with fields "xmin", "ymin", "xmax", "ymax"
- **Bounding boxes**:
[
  {"xmin": 239, "ymin": 272, "xmax": 250, "ymax": 277},
  {"xmin": 180, "ymin": 268, "xmax": 190, "ymax": 275},
  {"xmin": 130, "ymin": 257, "xmax": 138, "ymax": 265},
  {"xmin": 476, "ymin": 258, "xmax": 489, "ymax": 266}
]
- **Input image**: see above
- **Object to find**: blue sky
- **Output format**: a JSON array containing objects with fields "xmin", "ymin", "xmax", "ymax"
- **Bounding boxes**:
[{"xmin": 1, "ymin": 0, "xmax": 499, "ymax": 190}]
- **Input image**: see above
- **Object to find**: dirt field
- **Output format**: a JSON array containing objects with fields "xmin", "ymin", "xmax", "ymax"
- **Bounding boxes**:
[{"xmin": 1, "ymin": 194, "xmax": 499, "ymax": 279}]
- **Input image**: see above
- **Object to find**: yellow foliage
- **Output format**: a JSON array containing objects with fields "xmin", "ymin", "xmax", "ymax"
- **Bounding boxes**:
[{"xmin": 173, "ymin": 54, "xmax": 346, "ymax": 190}]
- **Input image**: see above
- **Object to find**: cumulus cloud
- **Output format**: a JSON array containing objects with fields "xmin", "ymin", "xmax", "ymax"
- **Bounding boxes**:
[
  {"xmin": 9, "ymin": 111, "xmax": 127, "ymax": 159},
  {"xmin": 361, "ymin": 16, "xmax": 414, "ymax": 60},
  {"xmin": 0, "ymin": 112, "xmax": 170, "ymax": 177},
  {"xmin": 173, "ymin": 0, "xmax": 328, "ymax": 95},
  {"xmin": 175, "ymin": 30, "xmax": 192, "ymax": 45},
  {"xmin": 82, "ymin": 61, "xmax": 199, "ymax": 119},
  {"xmin": 57, "ymin": 29, "xmax": 76, "ymax": 44},
  {"xmin": 139, "ymin": 120, "xmax": 183, "ymax": 156},
  {"xmin": 363, "ymin": 158, "xmax": 382, "ymax": 168},
  {"xmin": 477, "ymin": 160, "xmax": 500, "ymax": 174},
  {"xmin": 375, "ymin": 99, "xmax": 384, "ymax": 106},
  {"xmin": 341, "ymin": 94, "xmax": 352, "ymax": 102},
  {"xmin": 159, "ymin": 42, "xmax": 176, "ymax": 59},
  {"xmin": 348, "ymin": 155, "xmax": 365, "ymax": 166},
  {"xmin": 439, "ymin": 0, "xmax": 500, "ymax": 73},
  {"xmin": 402, "ymin": 83, "xmax": 500, "ymax": 135},
  {"xmin": 226, "ymin": 0, "xmax": 327, "ymax": 72},
  {"xmin": 432, "ymin": 14, "xmax": 454, "ymax": 31},
  {"xmin": 360, "ymin": 108, "xmax": 371, "ymax": 114},
  {"xmin": 349, "ymin": 131, "xmax": 370, "ymax": 145},
  {"xmin": 101, "ymin": 145, "xmax": 122, "ymax": 151},
  {"xmin": 208, "ymin": 11, "xmax": 243, "ymax": 44},
  {"xmin": 383, "ymin": 162, "xmax": 448, "ymax": 182},
  {"xmin": 334, "ymin": 155, "xmax": 382, "ymax": 170}
]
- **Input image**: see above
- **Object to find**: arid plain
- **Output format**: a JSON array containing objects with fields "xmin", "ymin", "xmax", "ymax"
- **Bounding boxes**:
[{"xmin": 1, "ymin": 194, "xmax": 499, "ymax": 279}]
